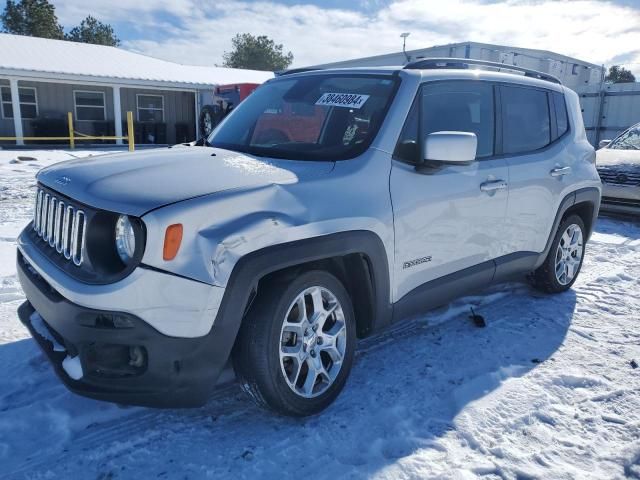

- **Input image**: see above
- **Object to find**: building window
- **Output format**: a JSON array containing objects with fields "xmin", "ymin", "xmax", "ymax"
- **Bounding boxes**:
[
  {"xmin": 572, "ymin": 64, "xmax": 579, "ymax": 75},
  {"xmin": 137, "ymin": 94, "xmax": 164, "ymax": 122},
  {"xmin": 1, "ymin": 86, "xmax": 38, "ymax": 119},
  {"xmin": 74, "ymin": 91, "xmax": 106, "ymax": 121}
]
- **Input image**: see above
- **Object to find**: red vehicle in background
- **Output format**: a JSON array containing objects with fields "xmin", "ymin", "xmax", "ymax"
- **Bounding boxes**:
[{"xmin": 199, "ymin": 83, "xmax": 260, "ymax": 137}]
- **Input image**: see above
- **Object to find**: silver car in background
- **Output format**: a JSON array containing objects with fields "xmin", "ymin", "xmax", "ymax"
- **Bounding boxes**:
[{"xmin": 597, "ymin": 122, "xmax": 640, "ymax": 216}]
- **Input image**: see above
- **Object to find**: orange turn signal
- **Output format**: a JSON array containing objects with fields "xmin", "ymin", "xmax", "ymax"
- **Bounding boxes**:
[{"xmin": 163, "ymin": 224, "xmax": 183, "ymax": 261}]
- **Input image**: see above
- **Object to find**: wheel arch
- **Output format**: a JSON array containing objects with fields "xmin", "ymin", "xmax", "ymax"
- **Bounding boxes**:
[
  {"xmin": 534, "ymin": 186, "xmax": 601, "ymax": 269},
  {"xmin": 257, "ymin": 252, "xmax": 380, "ymax": 338},
  {"xmin": 208, "ymin": 231, "xmax": 392, "ymax": 381}
]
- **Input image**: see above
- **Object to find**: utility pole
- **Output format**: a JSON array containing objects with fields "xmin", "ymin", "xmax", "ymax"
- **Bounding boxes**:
[
  {"xmin": 401, "ymin": 32, "xmax": 411, "ymax": 64},
  {"xmin": 594, "ymin": 64, "xmax": 606, "ymax": 146}
]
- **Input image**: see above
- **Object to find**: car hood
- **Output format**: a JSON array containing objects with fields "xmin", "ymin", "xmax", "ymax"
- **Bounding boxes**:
[
  {"xmin": 596, "ymin": 148, "xmax": 640, "ymax": 168},
  {"xmin": 37, "ymin": 147, "xmax": 334, "ymax": 216}
]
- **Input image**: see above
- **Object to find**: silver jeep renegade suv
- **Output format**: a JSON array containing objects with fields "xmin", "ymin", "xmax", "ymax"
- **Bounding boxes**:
[{"xmin": 17, "ymin": 59, "xmax": 601, "ymax": 416}]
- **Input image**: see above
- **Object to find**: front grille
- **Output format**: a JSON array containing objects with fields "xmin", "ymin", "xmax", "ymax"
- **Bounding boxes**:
[
  {"xmin": 597, "ymin": 166, "xmax": 640, "ymax": 186},
  {"xmin": 602, "ymin": 196, "xmax": 640, "ymax": 208},
  {"xmin": 33, "ymin": 187, "xmax": 86, "ymax": 266}
]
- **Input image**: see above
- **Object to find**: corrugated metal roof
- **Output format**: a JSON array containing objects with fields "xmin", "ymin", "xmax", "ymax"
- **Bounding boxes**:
[{"xmin": 0, "ymin": 33, "xmax": 273, "ymax": 88}]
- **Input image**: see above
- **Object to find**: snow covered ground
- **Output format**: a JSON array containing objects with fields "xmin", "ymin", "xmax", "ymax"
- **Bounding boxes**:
[{"xmin": 0, "ymin": 150, "xmax": 639, "ymax": 479}]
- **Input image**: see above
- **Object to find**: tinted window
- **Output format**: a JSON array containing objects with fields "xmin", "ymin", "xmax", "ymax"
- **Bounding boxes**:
[
  {"xmin": 609, "ymin": 125, "xmax": 640, "ymax": 150},
  {"xmin": 421, "ymin": 82, "xmax": 495, "ymax": 158},
  {"xmin": 502, "ymin": 86, "xmax": 550, "ymax": 155},
  {"xmin": 553, "ymin": 92, "xmax": 569, "ymax": 138}
]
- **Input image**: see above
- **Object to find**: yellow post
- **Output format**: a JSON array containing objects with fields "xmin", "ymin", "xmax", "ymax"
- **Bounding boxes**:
[
  {"xmin": 67, "ymin": 112, "xmax": 75, "ymax": 149},
  {"xmin": 126, "ymin": 111, "xmax": 134, "ymax": 152}
]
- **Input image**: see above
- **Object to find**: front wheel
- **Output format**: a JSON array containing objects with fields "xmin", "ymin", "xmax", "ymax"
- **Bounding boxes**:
[
  {"xmin": 532, "ymin": 214, "xmax": 586, "ymax": 293},
  {"xmin": 233, "ymin": 270, "xmax": 356, "ymax": 416}
]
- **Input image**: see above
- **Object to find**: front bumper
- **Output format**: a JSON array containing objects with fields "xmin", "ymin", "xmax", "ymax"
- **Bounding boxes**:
[
  {"xmin": 17, "ymin": 252, "xmax": 234, "ymax": 407},
  {"xmin": 600, "ymin": 183, "xmax": 640, "ymax": 216}
]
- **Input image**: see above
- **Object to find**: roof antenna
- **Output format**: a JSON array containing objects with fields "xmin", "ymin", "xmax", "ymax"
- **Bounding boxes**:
[{"xmin": 401, "ymin": 32, "xmax": 411, "ymax": 64}]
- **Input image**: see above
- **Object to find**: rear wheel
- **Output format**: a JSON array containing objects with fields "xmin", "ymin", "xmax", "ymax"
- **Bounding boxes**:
[
  {"xmin": 532, "ymin": 214, "xmax": 586, "ymax": 293},
  {"xmin": 233, "ymin": 270, "xmax": 356, "ymax": 416}
]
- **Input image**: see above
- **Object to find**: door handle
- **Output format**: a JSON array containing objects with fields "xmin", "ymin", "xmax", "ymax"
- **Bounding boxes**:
[
  {"xmin": 550, "ymin": 166, "xmax": 572, "ymax": 177},
  {"xmin": 480, "ymin": 180, "xmax": 508, "ymax": 193}
]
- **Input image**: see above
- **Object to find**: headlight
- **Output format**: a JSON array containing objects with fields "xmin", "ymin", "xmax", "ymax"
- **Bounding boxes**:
[{"xmin": 115, "ymin": 215, "xmax": 136, "ymax": 263}]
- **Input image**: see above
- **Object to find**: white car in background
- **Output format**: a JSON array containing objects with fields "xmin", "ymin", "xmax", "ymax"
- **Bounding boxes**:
[{"xmin": 597, "ymin": 122, "xmax": 640, "ymax": 216}]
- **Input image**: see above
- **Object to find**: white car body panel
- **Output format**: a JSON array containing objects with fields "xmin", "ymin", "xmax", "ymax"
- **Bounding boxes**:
[
  {"xmin": 141, "ymin": 148, "xmax": 395, "ymax": 291},
  {"xmin": 390, "ymin": 157, "xmax": 509, "ymax": 301},
  {"xmin": 18, "ymin": 237, "xmax": 224, "ymax": 338}
]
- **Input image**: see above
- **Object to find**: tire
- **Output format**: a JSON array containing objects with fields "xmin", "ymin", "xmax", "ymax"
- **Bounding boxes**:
[
  {"xmin": 532, "ymin": 214, "xmax": 586, "ymax": 293},
  {"xmin": 232, "ymin": 270, "xmax": 356, "ymax": 417},
  {"xmin": 198, "ymin": 105, "xmax": 223, "ymax": 137}
]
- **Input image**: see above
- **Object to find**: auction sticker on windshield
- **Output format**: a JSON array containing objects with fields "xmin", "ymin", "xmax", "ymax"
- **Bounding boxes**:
[{"xmin": 315, "ymin": 93, "xmax": 370, "ymax": 109}]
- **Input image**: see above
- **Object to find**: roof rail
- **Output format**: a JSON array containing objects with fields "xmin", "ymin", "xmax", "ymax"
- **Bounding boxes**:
[
  {"xmin": 403, "ymin": 58, "xmax": 562, "ymax": 85},
  {"xmin": 276, "ymin": 67, "xmax": 324, "ymax": 77}
]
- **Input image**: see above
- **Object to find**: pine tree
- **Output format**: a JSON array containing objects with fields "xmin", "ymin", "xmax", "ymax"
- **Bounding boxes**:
[
  {"xmin": 1, "ymin": 0, "xmax": 64, "ymax": 39},
  {"xmin": 223, "ymin": 34, "xmax": 294, "ymax": 71},
  {"xmin": 65, "ymin": 15, "xmax": 120, "ymax": 46}
]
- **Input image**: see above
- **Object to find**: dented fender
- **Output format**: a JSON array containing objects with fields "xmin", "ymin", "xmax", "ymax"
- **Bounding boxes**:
[{"xmin": 140, "ymin": 150, "xmax": 396, "ymax": 294}]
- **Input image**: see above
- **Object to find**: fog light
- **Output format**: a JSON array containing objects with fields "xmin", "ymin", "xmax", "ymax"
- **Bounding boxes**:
[
  {"xmin": 129, "ymin": 346, "xmax": 145, "ymax": 368},
  {"xmin": 78, "ymin": 313, "xmax": 134, "ymax": 329}
]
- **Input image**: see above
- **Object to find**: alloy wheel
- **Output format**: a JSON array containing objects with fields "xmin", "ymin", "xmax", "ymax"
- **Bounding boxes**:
[
  {"xmin": 554, "ymin": 223, "xmax": 584, "ymax": 285},
  {"xmin": 279, "ymin": 286, "xmax": 347, "ymax": 398}
]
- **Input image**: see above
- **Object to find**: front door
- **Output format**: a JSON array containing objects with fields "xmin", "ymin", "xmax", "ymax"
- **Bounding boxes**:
[{"xmin": 390, "ymin": 80, "xmax": 509, "ymax": 303}]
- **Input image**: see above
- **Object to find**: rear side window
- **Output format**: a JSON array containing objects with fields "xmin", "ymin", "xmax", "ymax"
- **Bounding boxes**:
[
  {"xmin": 501, "ymin": 86, "xmax": 551, "ymax": 155},
  {"xmin": 553, "ymin": 91, "xmax": 569, "ymax": 139},
  {"xmin": 421, "ymin": 82, "xmax": 495, "ymax": 158}
]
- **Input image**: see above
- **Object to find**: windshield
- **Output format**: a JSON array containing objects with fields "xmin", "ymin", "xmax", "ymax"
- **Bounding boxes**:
[
  {"xmin": 207, "ymin": 74, "xmax": 399, "ymax": 161},
  {"xmin": 609, "ymin": 124, "xmax": 640, "ymax": 150}
]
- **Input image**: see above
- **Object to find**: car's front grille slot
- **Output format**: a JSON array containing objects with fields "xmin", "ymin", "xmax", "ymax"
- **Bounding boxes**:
[
  {"xmin": 32, "ymin": 187, "xmax": 86, "ymax": 266},
  {"xmin": 597, "ymin": 167, "xmax": 640, "ymax": 186}
]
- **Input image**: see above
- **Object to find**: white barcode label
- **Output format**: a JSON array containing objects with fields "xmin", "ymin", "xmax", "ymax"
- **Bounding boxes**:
[{"xmin": 315, "ymin": 92, "xmax": 370, "ymax": 109}]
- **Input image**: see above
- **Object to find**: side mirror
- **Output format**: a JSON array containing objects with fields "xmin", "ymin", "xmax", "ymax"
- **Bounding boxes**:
[
  {"xmin": 423, "ymin": 131, "xmax": 477, "ymax": 163},
  {"xmin": 598, "ymin": 139, "xmax": 611, "ymax": 149}
]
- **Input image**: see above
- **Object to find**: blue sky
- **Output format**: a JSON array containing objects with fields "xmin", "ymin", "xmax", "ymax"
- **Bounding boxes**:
[{"xmin": 2, "ymin": 0, "xmax": 639, "ymax": 74}]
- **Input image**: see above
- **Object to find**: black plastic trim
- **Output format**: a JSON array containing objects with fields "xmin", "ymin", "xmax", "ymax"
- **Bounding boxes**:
[
  {"xmin": 393, "ymin": 260, "xmax": 495, "ymax": 322},
  {"xmin": 532, "ymin": 187, "xmax": 600, "ymax": 269},
  {"xmin": 214, "ymin": 230, "xmax": 393, "ymax": 336},
  {"xmin": 17, "ymin": 251, "xmax": 229, "ymax": 408},
  {"xmin": 403, "ymin": 58, "xmax": 562, "ymax": 84}
]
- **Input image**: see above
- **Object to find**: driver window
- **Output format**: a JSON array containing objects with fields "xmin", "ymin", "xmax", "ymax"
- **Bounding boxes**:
[{"xmin": 421, "ymin": 82, "xmax": 495, "ymax": 158}]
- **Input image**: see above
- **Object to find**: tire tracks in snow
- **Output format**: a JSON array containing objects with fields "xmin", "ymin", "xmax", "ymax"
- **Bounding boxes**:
[
  {"xmin": 5, "ymin": 287, "xmax": 518, "ymax": 477},
  {"xmin": 4, "ymin": 218, "xmax": 640, "ymax": 478}
]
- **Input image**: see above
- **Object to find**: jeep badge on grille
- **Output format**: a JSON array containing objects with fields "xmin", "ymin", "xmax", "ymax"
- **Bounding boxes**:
[{"xmin": 55, "ymin": 176, "xmax": 71, "ymax": 186}]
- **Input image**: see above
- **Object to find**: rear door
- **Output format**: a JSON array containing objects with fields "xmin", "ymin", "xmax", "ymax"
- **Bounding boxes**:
[
  {"xmin": 499, "ymin": 85, "xmax": 571, "ymax": 255},
  {"xmin": 390, "ymin": 80, "xmax": 509, "ymax": 303}
]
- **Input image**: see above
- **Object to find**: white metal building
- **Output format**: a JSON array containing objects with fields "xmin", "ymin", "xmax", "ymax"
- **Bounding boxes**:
[
  {"xmin": 576, "ymin": 82, "xmax": 640, "ymax": 146},
  {"xmin": 311, "ymin": 41, "xmax": 604, "ymax": 89},
  {"xmin": 0, "ymin": 34, "xmax": 273, "ymax": 146}
]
